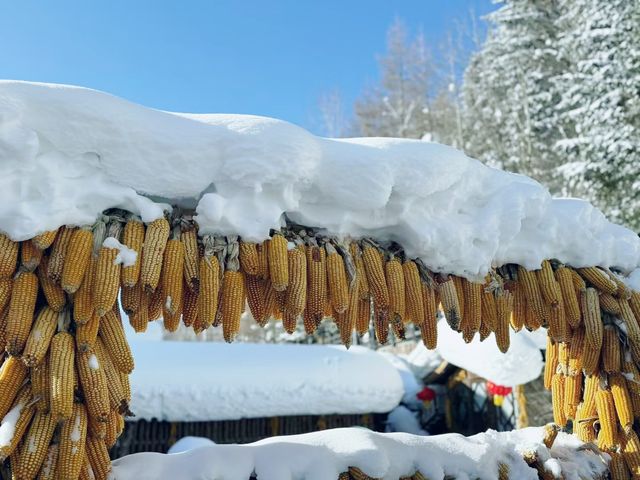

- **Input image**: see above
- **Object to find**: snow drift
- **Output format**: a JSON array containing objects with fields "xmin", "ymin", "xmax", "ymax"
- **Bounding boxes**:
[{"xmin": 1, "ymin": 81, "xmax": 639, "ymax": 279}]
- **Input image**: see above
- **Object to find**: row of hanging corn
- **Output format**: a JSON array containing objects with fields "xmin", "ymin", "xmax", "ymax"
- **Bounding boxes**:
[{"xmin": 1, "ymin": 209, "xmax": 640, "ymax": 478}]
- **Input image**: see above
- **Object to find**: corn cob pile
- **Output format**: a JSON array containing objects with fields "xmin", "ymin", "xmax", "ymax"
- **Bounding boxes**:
[{"xmin": 1, "ymin": 210, "xmax": 640, "ymax": 478}]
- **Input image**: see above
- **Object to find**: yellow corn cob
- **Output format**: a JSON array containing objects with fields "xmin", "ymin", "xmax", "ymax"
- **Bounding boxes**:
[
  {"xmin": 567, "ymin": 327, "xmax": 585, "ymax": 376},
  {"xmin": 362, "ymin": 246, "xmax": 390, "ymax": 311},
  {"xmin": 76, "ymin": 311, "xmax": 100, "ymax": 353},
  {"xmin": 610, "ymin": 373, "xmax": 634, "ymax": 433},
  {"xmin": 578, "ymin": 267, "xmax": 617, "ymax": 295},
  {"xmin": 245, "ymin": 274, "xmax": 267, "ymax": 327},
  {"xmin": 609, "ymin": 450, "xmax": 631, "ymax": 480},
  {"xmin": 221, "ymin": 270, "xmax": 246, "ymax": 343},
  {"xmin": 93, "ymin": 244, "xmax": 121, "ymax": 317},
  {"xmin": 98, "ymin": 309, "xmax": 134, "ymax": 374},
  {"xmin": 120, "ymin": 284, "xmax": 140, "ymax": 316},
  {"xmin": 0, "ymin": 308, "xmax": 6, "ymax": 354},
  {"xmin": 402, "ymin": 261, "xmax": 423, "ymax": 325},
  {"xmin": 0, "ymin": 277, "xmax": 11, "ymax": 313},
  {"xmin": 74, "ymin": 256, "xmax": 96, "ymax": 325},
  {"xmin": 31, "ymin": 356, "xmax": 50, "ymax": 412},
  {"xmin": 88, "ymin": 412, "xmax": 106, "ymax": 439},
  {"xmin": 182, "ymin": 283, "xmax": 198, "ymax": 328},
  {"xmin": 0, "ymin": 233, "xmax": 18, "ymax": 278},
  {"xmin": 181, "ymin": 228, "xmax": 199, "ymax": 292},
  {"xmin": 13, "ymin": 411, "xmax": 58, "ymax": 479},
  {"xmin": 120, "ymin": 218, "xmax": 144, "ymax": 288},
  {"xmin": 524, "ymin": 301, "xmax": 543, "ymax": 331},
  {"xmin": 437, "ymin": 278, "xmax": 461, "ymax": 331},
  {"xmin": 120, "ymin": 369, "xmax": 131, "ymax": 405},
  {"xmin": 603, "ymin": 326, "xmax": 622, "ymax": 373},
  {"xmin": 517, "ymin": 266, "xmax": 549, "ymax": 325},
  {"xmin": 20, "ymin": 240, "xmax": 43, "ymax": 271},
  {"xmin": 581, "ymin": 287, "xmax": 603, "ymax": 351},
  {"xmin": 356, "ymin": 297, "xmax": 371, "ymax": 336},
  {"xmin": 148, "ymin": 284, "xmax": 163, "ymax": 322},
  {"xmin": 256, "ymin": 241, "xmax": 269, "ymax": 280},
  {"xmin": 32, "ymin": 230, "xmax": 58, "ymax": 251},
  {"xmin": 544, "ymin": 337, "xmax": 558, "ymax": 390},
  {"xmin": 563, "ymin": 373, "xmax": 581, "ymax": 420},
  {"xmin": 37, "ymin": 256, "xmax": 66, "ymax": 312},
  {"xmin": 95, "ymin": 338, "xmax": 127, "ymax": 414},
  {"xmin": 56, "ymin": 402, "xmax": 88, "ymax": 480},
  {"xmin": 78, "ymin": 454, "xmax": 95, "ymax": 480},
  {"xmin": 140, "ymin": 217, "xmax": 170, "ymax": 294},
  {"xmin": 555, "ymin": 266, "xmax": 581, "ymax": 328},
  {"xmin": 480, "ymin": 287, "xmax": 497, "ymax": 336},
  {"xmin": 618, "ymin": 299, "xmax": 640, "ymax": 365},
  {"xmin": 350, "ymin": 243, "xmax": 370, "ymax": 300},
  {"xmin": 86, "ymin": 437, "xmax": 111, "ymax": 480},
  {"xmin": 306, "ymin": 245, "xmax": 327, "ymax": 325},
  {"xmin": 547, "ymin": 290, "xmax": 567, "ymax": 342},
  {"xmin": 582, "ymin": 338, "xmax": 601, "ymax": 376},
  {"xmin": 574, "ymin": 403, "xmax": 597, "ymax": 443},
  {"xmin": 61, "ymin": 228, "xmax": 94, "ymax": 293},
  {"xmin": 76, "ymin": 350, "xmax": 110, "ymax": 422},
  {"xmin": 340, "ymin": 277, "xmax": 360, "ymax": 348},
  {"xmin": 268, "ymin": 234, "xmax": 289, "ymax": 291},
  {"xmin": 601, "ymin": 292, "xmax": 622, "ymax": 315},
  {"xmin": 558, "ymin": 341, "xmax": 569, "ymax": 374},
  {"xmin": 5, "ymin": 271, "xmax": 38, "ymax": 355},
  {"xmin": 161, "ymin": 239, "xmax": 184, "ymax": 318},
  {"xmin": 461, "ymin": 279, "xmax": 482, "ymax": 343},
  {"xmin": 384, "ymin": 257, "xmax": 405, "ymax": 323},
  {"xmin": 582, "ymin": 374, "xmax": 599, "ymax": 417},
  {"xmin": 537, "ymin": 260, "xmax": 561, "ymax": 307},
  {"xmin": 50, "ymin": 332, "xmax": 75, "ymax": 419},
  {"xmin": 239, "ymin": 241, "xmax": 260, "ymax": 276},
  {"xmin": 629, "ymin": 292, "xmax": 640, "ymax": 325},
  {"xmin": 104, "ymin": 410, "xmax": 122, "ymax": 449},
  {"xmin": 47, "ymin": 226, "xmax": 75, "ymax": 283},
  {"xmin": 494, "ymin": 290, "xmax": 512, "ymax": 354},
  {"xmin": 622, "ymin": 429, "xmax": 640, "ymax": 477},
  {"xmin": 596, "ymin": 387, "xmax": 619, "ymax": 450},
  {"xmin": 197, "ymin": 255, "xmax": 220, "ymax": 329},
  {"xmin": 0, "ymin": 386, "xmax": 35, "ymax": 461},
  {"xmin": 37, "ymin": 443, "xmax": 58, "ymax": 480},
  {"xmin": 284, "ymin": 248, "xmax": 307, "ymax": 321},
  {"xmin": 22, "ymin": 307, "xmax": 58, "ymax": 367},
  {"xmin": 326, "ymin": 247, "xmax": 349, "ymax": 315},
  {"xmin": 452, "ymin": 276, "xmax": 466, "ymax": 322},
  {"xmin": 542, "ymin": 423, "xmax": 560, "ymax": 449},
  {"xmin": 511, "ymin": 283, "xmax": 526, "ymax": 332},
  {"xmin": 551, "ymin": 373, "xmax": 567, "ymax": 427}
]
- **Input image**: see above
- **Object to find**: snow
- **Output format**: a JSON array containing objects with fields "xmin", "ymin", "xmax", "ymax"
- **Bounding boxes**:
[
  {"xmin": 88, "ymin": 354, "xmax": 99, "ymax": 370},
  {"xmin": 167, "ymin": 436, "xmax": 215, "ymax": 454},
  {"xmin": 127, "ymin": 341, "xmax": 404, "ymax": 422},
  {"xmin": 378, "ymin": 352, "xmax": 423, "ymax": 408},
  {"xmin": 626, "ymin": 268, "xmax": 640, "ymax": 291},
  {"xmin": 102, "ymin": 237, "xmax": 137, "ymax": 267},
  {"xmin": 1, "ymin": 81, "xmax": 639, "ymax": 279},
  {"xmin": 70, "ymin": 410, "xmax": 82, "ymax": 442},
  {"xmin": 110, "ymin": 427, "xmax": 607, "ymax": 480},
  {"xmin": 0, "ymin": 401, "xmax": 24, "ymax": 449},
  {"xmin": 386, "ymin": 406, "xmax": 427, "ymax": 436}
]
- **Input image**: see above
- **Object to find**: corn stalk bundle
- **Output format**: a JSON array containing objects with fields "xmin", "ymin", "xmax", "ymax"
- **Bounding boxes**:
[{"xmin": 0, "ymin": 208, "xmax": 639, "ymax": 478}]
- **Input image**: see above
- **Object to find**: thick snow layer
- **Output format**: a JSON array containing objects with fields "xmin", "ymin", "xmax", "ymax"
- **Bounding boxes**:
[
  {"xmin": 102, "ymin": 237, "xmax": 137, "ymax": 267},
  {"xmin": 434, "ymin": 319, "xmax": 544, "ymax": 386},
  {"xmin": 1, "ymin": 81, "xmax": 639, "ymax": 278},
  {"xmin": 127, "ymin": 341, "xmax": 403, "ymax": 422},
  {"xmin": 110, "ymin": 427, "xmax": 606, "ymax": 480},
  {"xmin": 167, "ymin": 436, "xmax": 216, "ymax": 454},
  {"xmin": 386, "ymin": 406, "xmax": 428, "ymax": 436}
]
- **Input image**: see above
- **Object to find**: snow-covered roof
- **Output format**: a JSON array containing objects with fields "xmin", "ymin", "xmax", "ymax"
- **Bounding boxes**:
[
  {"xmin": 1, "ymin": 81, "xmax": 639, "ymax": 279},
  {"xmin": 111, "ymin": 427, "xmax": 607, "ymax": 480},
  {"xmin": 127, "ymin": 341, "xmax": 404, "ymax": 422}
]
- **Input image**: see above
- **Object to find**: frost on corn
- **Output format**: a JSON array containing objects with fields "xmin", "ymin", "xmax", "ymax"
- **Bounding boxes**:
[
  {"xmin": 88, "ymin": 354, "xmax": 100, "ymax": 371},
  {"xmin": 102, "ymin": 237, "xmax": 138, "ymax": 267}
]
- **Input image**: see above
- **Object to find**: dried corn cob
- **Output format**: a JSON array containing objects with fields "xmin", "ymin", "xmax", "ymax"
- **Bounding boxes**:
[
  {"xmin": 517, "ymin": 266, "xmax": 549, "ymax": 325},
  {"xmin": 567, "ymin": 327, "xmax": 585, "ymax": 376},
  {"xmin": 181, "ymin": 227, "xmax": 199, "ymax": 292},
  {"xmin": 0, "ymin": 233, "xmax": 18, "ymax": 278},
  {"xmin": 306, "ymin": 245, "xmax": 327, "ymax": 325},
  {"xmin": 537, "ymin": 260, "xmax": 561, "ymax": 306},
  {"xmin": 356, "ymin": 297, "xmax": 371, "ymax": 336},
  {"xmin": 461, "ymin": 279, "xmax": 482, "ymax": 343},
  {"xmin": 13, "ymin": 411, "xmax": 58, "ymax": 479},
  {"xmin": 5, "ymin": 271, "xmax": 38, "ymax": 356},
  {"xmin": 197, "ymin": 255, "xmax": 220, "ymax": 329},
  {"xmin": 31, "ymin": 356, "xmax": 50, "ymax": 412},
  {"xmin": 340, "ymin": 277, "xmax": 360, "ymax": 348},
  {"xmin": 37, "ymin": 442, "xmax": 58, "ymax": 480},
  {"xmin": 284, "ymin": 248, "xmax": 307, "ymax": 321},
  {"xmin": 104, "ymin": 410, "xmax": 122, "ymax": 449},
  {"xmin": 57, "ymin": 402, "xmax": 88, "ymax": 480},
  {"xmin": 161, "ymin": 238, "xmax": 185, "ymax": 317},
  {"xmin": 74, "ymin": 256, "xmax": 96, "ymax": 325},
  {"xmin": 385, "ymin": 257, "xmax": 405, "ymax": 323},
  {"xmin": 61, "ymin": 228, "xmax": 94, "ymax": 293},
  {"xmin": 547, "ymin": 291, "xmax": 567, "ymax": 342},
  {"xmin": 50, "ymin": 332, "xmax": 75, "ymax": 419},
  {"xmin": 582, "ymin": 374, "xmax": 599, "ymax": 417},
  {"xmin": 582, "ymin": 288, "xmax": 603, "ymax": 351},
  {"xmin": 245, "ymin": 274, "xmax": 267, "ymax": 326},
  {"xmin": 596, "ymin": 387, "xmax": 618, "ymax": 450},
  {"xmin": 32, "ymin": 230, "xmax": 58, "ymax": 251},
  {"xmin": 140, "ymin": 217, "xmax": 170, "ymax": 293},
  {"xmin": 98, "ymin": 309, "xmax": 134, "ymax": 374},
  {"xmin": 221, "ymin": 270, "xmax": 245, "ymax": 343},
  {"xmin": 22, "ymin": 307, "xmax": 58, "ymax": 367},
  {"xmin": 610, "ymin": 374, "xmax": 634, "ymax": 433},
  {"xmin": 120, "ymin": 284, "xmax": 140, "ymax": 316},
  {"xmin": 402, "ymin": 261, "xmax": 423, "ymax": 325},
  {"xmin": 48, "ymin": 226, "xmax": 75, "ymax": 283},
  {"xmin": 239, "ymin": 241, "xmax": 260, "ymax": 276},
  {"xmin": 555, "ymin": 266, "xmax": 581, "ymax": 328},
  {"xmin": 511, "ymin": 283, "xmax": 526, "ymax": 332},
  {"xmin": 0, "ymin": 277, "xmax": 11, "ymax": 313},
  {"xmin": 350, "ymin": 243, "xmax": 369, "ymax": 300},
  {"xmin": 551, "ymin": 373, "xmax": 567, "ymax": 427},
  {"xmin": 603, "ymin": 326, "xmax": 622, "ymax": 373},
  {"xmin": 268, "ymin": 233, "xmax": 289, "ymax": 291},
  {"xmin": 495, "ymin": 290, "xmax": 512, "ymax": 353},
  {"xmin": 86, "ymin": 437, "xmax": 111, "ymax": 480},
  {"xmin": 622, "ymin": 429, "xmax": 640, "ymax": 477},
  {"xmin": 563, "ymin": 373, "xmax": 581, "ymax": 419},
  {"xmin": 120, "ymin": 218, "xmax": 144, "ymax": 288},
  {"xmin": 76, "ymin": 351, "xmax": 109, "ymax": 422},
  {"xmin": 578, "ymin": 267, "xmax": 617, "ymax": 295},
  {"xmin": 256, "ymin": 241, "xmax": 269, "ymax": 280},
  {"xmin": 93, "ymin": 242, "xmax": 121, "ymax": 316},
  {"xmin": 601, "ymin": 292, "xmax": 622, "ymax": 315},
  {"xmin": 147, "ymin": 283, "xmax": 163, "ymax": 322},
  {"xmin": 20, "ymin": 240, "xmax": 43, "ymax": 271},
  {"xmin": 37, "ymin": 256, "xmax": 66, "ymax": 312},
  {"xmin": 95, "ymin": 338, "xmax": 128, "ymax": 414},
  {"xmin": 76, "ymin": 312, "xmax": 99, "ymax": 353},
  {"xmin": 544, "ymin": 337, "xmax": 558, "ymax": 390},
  {"xmin": 0, "ymin": 385, "xmax": 34, "ymax": 461},
  {"xmin": 609, "ymin": 450, "xmax": 631, "ymax": 480},
  {"xmin": 452, "ymin": 276, "xmax": 466, "ymax": 322},
  {"xmin": 182, "ymin": 284, "xmax": 199, "ymax": 328},
  {"xmin": 438, "ymin": 278, "xmax": 461, "ymax": 331}
]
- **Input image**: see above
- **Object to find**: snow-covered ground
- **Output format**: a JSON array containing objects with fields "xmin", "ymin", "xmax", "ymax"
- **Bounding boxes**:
[
  {"xmin": 1, "ymin": 81, "xmax": 639, "ymax": 280},
  {"xmin": 111, "ymin": 427, "xmax": 607, "ymax": 480},
  {"xmin": 127, "ymin": 340, "xmax": 404, "ymax": 422}
]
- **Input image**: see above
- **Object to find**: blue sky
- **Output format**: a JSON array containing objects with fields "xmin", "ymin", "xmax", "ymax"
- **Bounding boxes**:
[{"xmin": 0, "ymin": 1, "xmax": 495, "ymax": 133}]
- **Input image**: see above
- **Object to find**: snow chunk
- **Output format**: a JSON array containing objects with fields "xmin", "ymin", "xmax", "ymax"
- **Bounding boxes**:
[
  {"xmin": 387, "ymin": 406, "xmax": 428, "ymax": 435},
  {"xmin": 0, "ymin": 81, "xmax": 639, "ymax": 278},
  {"xmin": 0, "ymin": 401, "xmax": 24, "ymax": 448},
  {"xmin": 128, "ymin": 342, "xmax": 404, "ymax": 422},
  {"xmin": 167, "ymin": 436, "xmax": 216, "ymax": 454},
  {"xmin": 103, "ymin": 236, "xmax": 137, "ymax": 267},
  {"xmin": 88, "ymin": 354, "xmax": 99, "ymax": 370}
]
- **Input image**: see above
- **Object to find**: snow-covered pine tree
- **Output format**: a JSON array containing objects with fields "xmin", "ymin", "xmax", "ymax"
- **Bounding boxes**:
[
  {"xmin": 462, "ymin": 0, "xmax": 566, "ymax": 190},
  {"xmin": 555, "ymin": 0, "xmax": 640, "ymax": 229}
]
